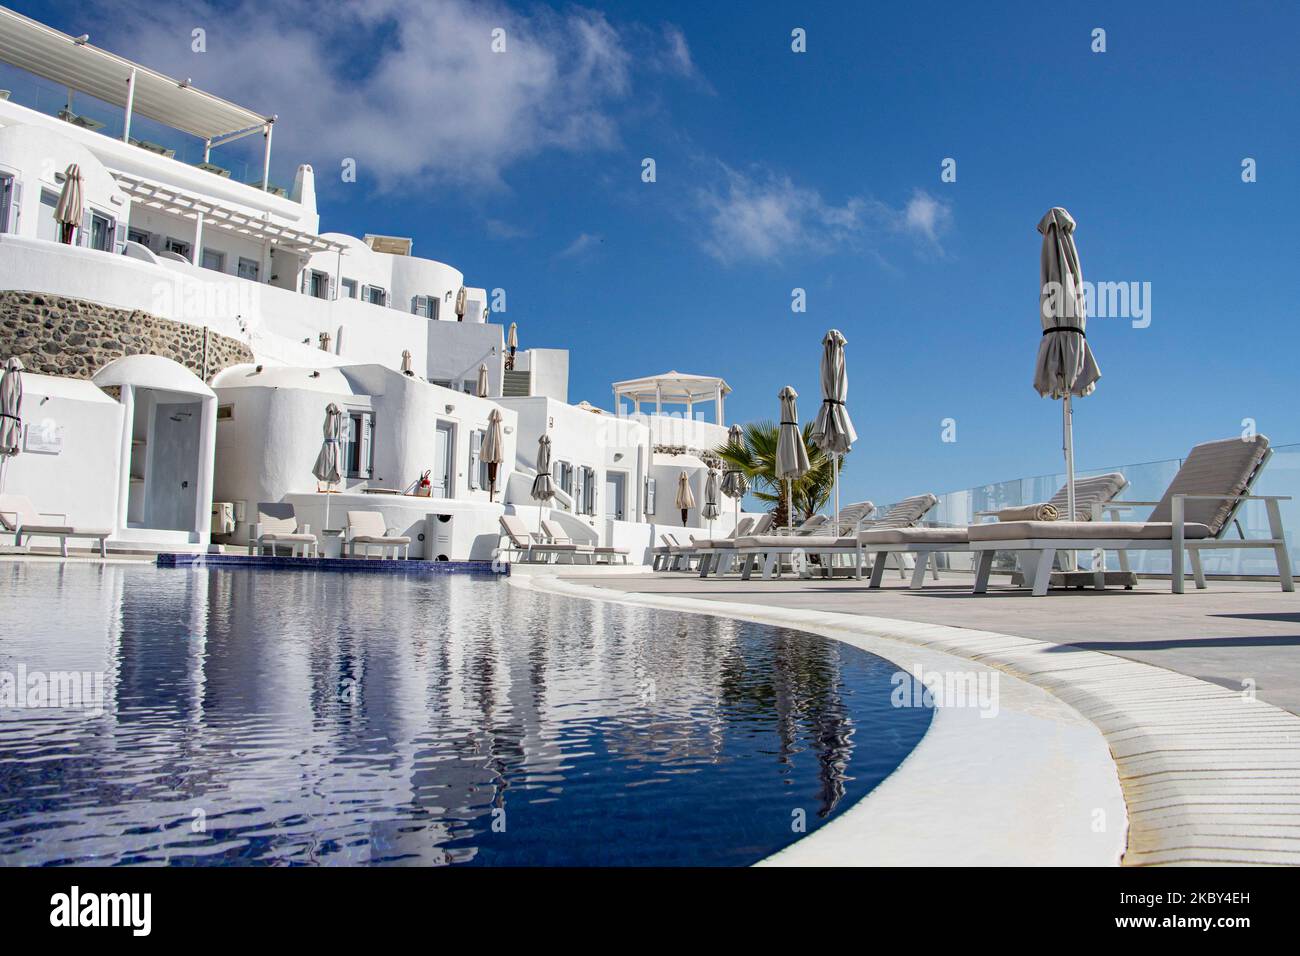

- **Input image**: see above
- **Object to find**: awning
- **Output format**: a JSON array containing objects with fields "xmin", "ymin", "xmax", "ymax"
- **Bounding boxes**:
[
  {"xmin": 612, "ymin": 370, "xmax": 732, "ymax": 403},
  {"xmin": 0, "ymin": 6, "xmax": 273, "ymax": 143},
  {"xmin": 112, "ymin": 172, "xmax": 348, "ymax": 256}
]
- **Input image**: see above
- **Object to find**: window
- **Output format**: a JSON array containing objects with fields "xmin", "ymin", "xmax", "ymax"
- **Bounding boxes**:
[
  {"xmin": 0, "ymin": 174, "xmax": 16, "ymax": 234},
  {"xmin": 644, "ymin": 476, "xmax": 657, "ymax": 517},
  {"xmin": 411, "ymin": 295, "xmax": 439, "ymax": 320},
  {"xmin": 165, "ymin": 237, "xmax": 192, "ymax": 260},
  {"xmin": 553, "ymin": 460, "xmax": 574, "ymax": 502},
  {"xmin": 364, "ymin": 285, "xmax": 387, "ymax": 306},
  {"xmin": 237, "ymin": 257, "xmax": 260, "ymax": 281},
  {"xmin": 341, "ymin": 278, "xmax": 358, "ymax": 299},
  {"xmin": 201, "ymin": 248, "xmax": 226, "ymax": 272},
  {"xmin": 216, "ymin": 404, "xmax": 234, "ymax": 421},
  {"xmin": 343, "ymin": 410, "xmax": 374, "ymax": 479},
  {"xmin": 579, "ymin": 466, "xmax": 597, "ymax": 516},
  {"xmin": 127, "ymin": 227, "xmax": 151, "ymax": 247},
  {"xmin": 87, "ymin": 211, "xmax": 114, "ymax": 252},
  {"xmin": 37, "ymin": 190, "xmax": 59, "ymax": 243},
  {"xmin": 308, "ymin": 270, "xmax": 329, "ymax": 299}
]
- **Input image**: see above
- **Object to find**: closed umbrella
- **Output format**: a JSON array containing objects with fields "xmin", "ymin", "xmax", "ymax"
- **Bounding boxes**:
[
  {"xmin": 1035, "ymin": 207, "xmax": 1101, "ymax": 529},
  {"xmin": 476, "ymin": 362, "xmax": 490, "ymax": 398},
  {"xmin": 531, "ymin": 434, "xmax": 555, "ymax": 531},
  {"xmin": 674, "ymin": 470, "xmax": 695, "ymax": 525},
  {"xmin": 400, "ymin": 350, "xmax": 413, "ymax": 376},
  {"xmin": 0, "ymin": 357, "xmax": 23, "ymax": 493},
  {"xmin": 54, "ymin": 164, "xmax": 82, "ymax": 244},
  {"xmin": 702, "ymin": 467, "xmax": 720, "ymax": 535},
  {"xmin": 312, "ymin": 403, "xmax": 343, "ymax": 532},
  {"xmin": 720, "ymin": 423, "xmax": 749, "ymax": 529},
  {"xmin": 482, "ymin": 408, "xmax": 505, "ymax": 501},
  {"xmin": 507, "ymin": 323, "xmax": 518, "ymax": 368},
  {"xmin": 813, "ymin": 329, "xmax": 857, "ymax": 533},
  {"xmin": 776, "ymin": 385, "xmax": 810, "ymax": 528}
]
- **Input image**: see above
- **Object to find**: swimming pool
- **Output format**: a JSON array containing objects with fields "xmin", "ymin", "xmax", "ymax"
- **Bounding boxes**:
[{"xmin": 0, "ymin": 562, "xmax": 932, "ymax": 866}]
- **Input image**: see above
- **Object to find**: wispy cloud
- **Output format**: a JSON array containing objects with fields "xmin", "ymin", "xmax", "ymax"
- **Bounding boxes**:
[
  {"xmin": 78, "ymin": 0, "xmax": 677, "ymax": 188},
  {"xmin": 557, "ymin": 232, "xmax": 604, "ymax": 259},
  {"xmin": 694, "ymin": 166, "xmax": 953, "ymax": 265},
  {"xmin": 484, "ymin": 218, "xmax": 529, "ymax": 240}
]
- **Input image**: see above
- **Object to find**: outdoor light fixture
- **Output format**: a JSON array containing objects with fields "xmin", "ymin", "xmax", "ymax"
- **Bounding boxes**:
[{"xmin": 445, "ymin": 404, "xmax": 455, "ymax": 413}]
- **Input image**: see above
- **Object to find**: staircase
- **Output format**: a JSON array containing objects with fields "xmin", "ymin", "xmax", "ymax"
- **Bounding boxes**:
[{"xmin": 502, "ymin": 369, "xmax": 531, "ymax": 397}]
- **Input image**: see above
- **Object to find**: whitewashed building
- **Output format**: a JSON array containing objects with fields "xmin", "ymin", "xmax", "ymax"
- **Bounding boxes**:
[{"xmin": 0, "ymin": 8, "xmax": 742, "ymax": 560}]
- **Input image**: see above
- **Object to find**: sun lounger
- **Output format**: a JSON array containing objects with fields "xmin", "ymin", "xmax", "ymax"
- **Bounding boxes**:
[
  {"xmin": 346, "ymin": 510, "xmax": 411, "ymax": 559},
  {"xmin": 499, "ymin": 514, "xmax": 584, "ymax": 564},
  {"xmin": 732, "ymin": 500, "xmax": 880, "ymax": 580},
  {"xmin": 250, "ymin": 502, "xmax": 318, "ymax": 557},
  {"xmin": 861, "ymin": 475, "xmax": 1127, "ymax": 590},
  {"xmin": 655, "ymin": 532, "xmax": 700, "ymax": 571},
  {"xmin": 0, "ymin": 494, "xmax": 110, "ymax": 557},
  {"xmin": 540, "ymin": 519, "xmax": 596, "ymax": 565},
  {"xmin": 691, "ymin": 514, "xmax": 774, "ymax": 575},
  {"xmin": 967, "ymin": 436, "xmax": 1292, "ymax": 596}
]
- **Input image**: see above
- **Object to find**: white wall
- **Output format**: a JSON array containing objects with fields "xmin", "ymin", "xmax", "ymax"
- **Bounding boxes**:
[
  {"xmin": 1, "ymin": 374, "xmax": 123, "ymax": 543},
  {"xmin": 517, "ymin": 348, "xmax": 569, "ymax": 403},
  {"xmin": 0, "ymin": 123, "xmax": 130, "ymax": 241}
]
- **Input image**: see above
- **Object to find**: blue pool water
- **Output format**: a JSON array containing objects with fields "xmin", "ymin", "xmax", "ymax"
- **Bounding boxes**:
[{"xmin": 0, "ymin": 563, "xmax": 932, "ymax": 866}]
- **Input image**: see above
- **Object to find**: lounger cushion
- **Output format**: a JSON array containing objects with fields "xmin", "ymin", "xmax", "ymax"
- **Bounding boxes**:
[
  {"xmin": 351, "ymin": 534, "xmax": 412, "ymax": 545},
  {"xmin": 967, "ymin": 520, "xmax": 1212, "ymax": 541},
  {"xmin": 594, "ymin": 546, "xmax": 629, "ymax": 554},
  {"xmin": 261, "ymin": 532, "xmax": 317, "ymax": 544},
  {"xmin": 860, "ymin": 527, "xmax": 970, "ymax": 545},
  {"xmin": 1148, "ymin": 435, "xmax": 1270, "ymax": 535},
  {"xmin": 1046, "ymin": 472, "xmax": 1127, "ymax": 520},
  {"xmin": 736, "ymin": 535, "xmax": 856, "ymax": 549},
  {"xmin": 862, "ymin": 494, "xmax": 938, "ymax": 530},
  {"xmin": 21, "ymin": 524, "xmax": 111, "ymax": 537}
]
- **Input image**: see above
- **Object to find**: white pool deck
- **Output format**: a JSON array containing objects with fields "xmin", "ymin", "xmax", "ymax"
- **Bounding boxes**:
[{"xmin": 530, "ymin": 567, "xmax": 1300, "ymax": 866}]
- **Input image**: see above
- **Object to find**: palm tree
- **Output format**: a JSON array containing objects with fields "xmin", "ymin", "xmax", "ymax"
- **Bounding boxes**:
[{"xmin": 714, "ymin": 421, "xmax": 844, "ymax": 527}]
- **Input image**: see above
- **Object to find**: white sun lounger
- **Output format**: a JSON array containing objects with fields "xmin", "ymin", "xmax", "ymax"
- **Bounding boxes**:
[
  {"xmin": 540, "ymin": 518, "xmax": 630, "ymax": 565},
  {"xmin": 691, "ymin": 514, "xmax": 774, "ymax": 575},
  {"xmin": 859, "ymin": 473, "xmax": 1128, "ymax": 590},
  {"xmin": 732, "ymin": 500, "xmax": 880, "ymax": 580},
  {"xmin": 967, "ymin": 436, "xmax": 1292, "ymax": 596},
  {"xmin": 499, "ymin": 514, "xmax": 585, "ymax": 564},
  {"xmin": 250, "ymin": 502, "xmax": 318, "ymax": 557},
  {"xmin": 346, "ymin": 510, "xmax": 411, "ymax": 559},
  {"xmin": 0, "ymin": 494, "xmax": 110, "ymax": 557}
]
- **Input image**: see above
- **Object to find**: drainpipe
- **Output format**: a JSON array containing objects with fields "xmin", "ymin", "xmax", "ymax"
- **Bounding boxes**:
[{"xmin": 200, "ymin": 327, "xmax": 209, "ymax": 381}]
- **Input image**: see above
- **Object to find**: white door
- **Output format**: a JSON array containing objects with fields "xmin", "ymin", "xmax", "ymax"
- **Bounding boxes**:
[{"xmin": 431, "ymin": 422, "xmax": 454, "ymax": 498}]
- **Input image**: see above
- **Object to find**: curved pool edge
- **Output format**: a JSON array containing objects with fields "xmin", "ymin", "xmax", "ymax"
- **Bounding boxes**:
[{"xmin": 514, "ymin": 574, "xmax": 1129, "ymax": 867}]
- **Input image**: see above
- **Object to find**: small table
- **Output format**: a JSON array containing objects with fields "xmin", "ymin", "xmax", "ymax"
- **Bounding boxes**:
[{"xmin": 320, "ymin": 529, "xmax": 345, "ymax": 559}]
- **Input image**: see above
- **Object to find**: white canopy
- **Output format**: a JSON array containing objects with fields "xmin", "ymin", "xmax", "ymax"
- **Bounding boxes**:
[
  {"xmin": 611, "ymin": 370, "xmax": 731, "ymax": 421},
  {"xmin": 0, "ymin": 7, "xmax": 272, "ymax": 142},
  {"xmin": 113, "ymin": 172, "xmax": 347, "ymax": 256}
]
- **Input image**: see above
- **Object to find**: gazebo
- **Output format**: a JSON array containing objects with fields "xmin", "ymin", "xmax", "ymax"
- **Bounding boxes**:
[{"xmin": 612, "ymin": 371, "xmax": 731, "ymax": 423}]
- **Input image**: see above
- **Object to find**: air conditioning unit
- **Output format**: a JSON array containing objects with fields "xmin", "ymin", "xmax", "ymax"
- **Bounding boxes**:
[
  {"xmin": 211, "ymin": 501, "xmax": 235, "ymax": 536},
  {"xmin": 425, "ymin": 512, "xmax": 454, "ymax": 561}
]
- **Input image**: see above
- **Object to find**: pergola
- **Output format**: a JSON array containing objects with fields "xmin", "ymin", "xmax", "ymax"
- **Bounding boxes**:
[
  {"xmin": 0, "ymin": 7, "xmax": 278, "ymax": 188},
  {"xmin": 612, "ymin": 371, "xmax": 731, "ymax": 423}
]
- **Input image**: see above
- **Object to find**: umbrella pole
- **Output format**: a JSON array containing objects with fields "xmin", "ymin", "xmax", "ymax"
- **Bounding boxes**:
[
  {"xmin": 833, "ymin": 455, "xmax": 840, "ymax": 533},
  {"xmin": 324, "ymin": 483, "xmax": 331, "ymax": 534},
  {"xmin": 785, "ymin": 479, "xmax": 792, "ymax": 529},
  {"xmin": 1063, "ymin": 394, "xmax": 1077, "ymax": 571}
]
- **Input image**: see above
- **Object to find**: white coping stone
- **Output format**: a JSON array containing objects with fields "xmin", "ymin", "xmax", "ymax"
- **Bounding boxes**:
[
  {"xmin": 518, "ymin": 575, "xmax": 1127, "ymax": 867},
  {"xmin": 521, "ymin": 575, "xmax": 1300, "ymax": 866}
]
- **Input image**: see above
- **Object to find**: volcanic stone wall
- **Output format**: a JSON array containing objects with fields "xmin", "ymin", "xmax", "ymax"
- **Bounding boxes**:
[{"xmin": 0, "ymin": 290, "xmax": 252, "ymax": 382}]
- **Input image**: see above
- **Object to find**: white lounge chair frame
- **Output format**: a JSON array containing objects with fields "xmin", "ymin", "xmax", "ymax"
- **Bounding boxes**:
[
  {"xmin": 250, "ymin": 504, "xmax": 318, "ymax": 557},
  {"xmin": 970, "ymin": 448, "xmax": 1293, "ymax": 597},
  {"xmin": 498, "ymin": 515, "xmax": 585, "ymax": 564},
  {"xmin": 0, "ymin": 495, "xmax": 109, "ymax": 557},
  {"xmin": 347, "ymin": 510, "xmax": 411, "ymax": 559}
]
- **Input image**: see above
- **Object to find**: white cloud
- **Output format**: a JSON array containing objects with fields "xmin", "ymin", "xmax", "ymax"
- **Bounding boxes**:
[
  {"xmin": 484, "ymin": 218, "xmax": 529, "ymax": 239},
  {"xmin": 557, "ymin": 232, "xmax": 603, "ymax": 259},
  {"xmin": 695, "ymin": 167, "xmax": 953, "ymax": 264},
  {"xmin": 81, "ymin": 0, "xmax": 641, "ymax": 188}
]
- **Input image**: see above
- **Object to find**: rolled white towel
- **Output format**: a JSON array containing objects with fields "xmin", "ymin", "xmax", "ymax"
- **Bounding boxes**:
[{"xmin": 993, "ymin": 502, "xmax": 1060, "ymax": 522}]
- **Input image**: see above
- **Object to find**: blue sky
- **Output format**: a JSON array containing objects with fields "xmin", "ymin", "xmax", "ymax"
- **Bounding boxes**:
[{"xmin": 23, "ymin": 0, "xmax": 1300, "ymax": 505}]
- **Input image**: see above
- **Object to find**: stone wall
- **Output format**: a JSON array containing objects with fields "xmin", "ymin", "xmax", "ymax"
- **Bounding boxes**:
[{"xmin": 0, "ymin": 291, "xmax": 253, "ymax": 382}]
